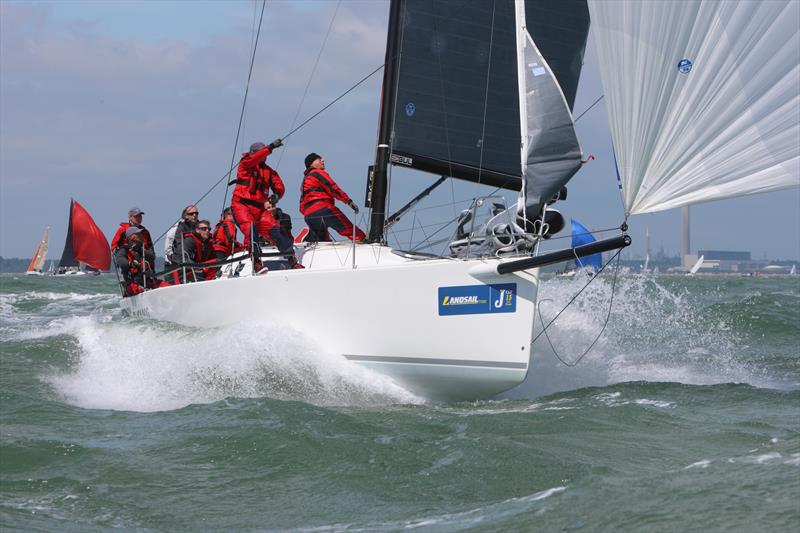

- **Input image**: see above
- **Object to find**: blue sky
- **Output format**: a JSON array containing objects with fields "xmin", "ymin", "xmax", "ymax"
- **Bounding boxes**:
[{"xmin": 1, "ymin": 0, "xmax": 798, "ymax": 261}]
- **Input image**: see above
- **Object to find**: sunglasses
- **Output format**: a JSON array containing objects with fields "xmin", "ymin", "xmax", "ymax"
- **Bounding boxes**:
[
  {"xmin": 186, "ymin": 212, "xmax": 199, "ymax": 216},
  {"xmin": 198, "ymin": 226, "xmax": 210, "ymax": 231}
]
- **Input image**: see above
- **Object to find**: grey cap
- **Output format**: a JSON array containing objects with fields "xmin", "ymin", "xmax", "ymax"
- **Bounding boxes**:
[
  {"xmin": 128, "ymin": 207, "xmax": 144, "ymax": 216},
  {"xmin": 249, "ymin": 142, "xmax": 266, "ymax": 153},
  {"xmin": 125, "ymin": 226, "xmax": 144, "ymax": 238}
]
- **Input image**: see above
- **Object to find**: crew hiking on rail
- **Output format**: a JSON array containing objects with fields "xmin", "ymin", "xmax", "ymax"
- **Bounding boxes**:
[{"xmin": 117, "ymin": 141, "xmax": 372, "ymax": 295}]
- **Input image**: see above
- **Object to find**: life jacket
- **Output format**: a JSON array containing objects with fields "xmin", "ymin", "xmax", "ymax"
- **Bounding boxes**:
[
  {"xmin": 212, "ymin": 219, "xmax": 243, "ymax": 255},
  {"xmin": 112, "ymin": 222, "xmax": 153, "ymax": 251},
  {"xmin": 233, "ymin": 147, "xmax": 285, "ymax": 206},
  {"xmin": 182, "ymin": 232, "xmax": 206, "ymax": 263},
  {"xmin": 299, "ymin": 168, "xmax": 352, "ymax": 215},
  {"xmin": 119, "ymin": 245, "xmax": 149, "ymax": 295}
]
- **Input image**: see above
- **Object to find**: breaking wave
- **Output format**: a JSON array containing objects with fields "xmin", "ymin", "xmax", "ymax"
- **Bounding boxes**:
[
  {"xmin": 39, "ymin": 316, "xmax": 420, "ymax": 412},
  {"xmin": 508, "ymin": 272, "xmax": 786, "ymax": 398}
]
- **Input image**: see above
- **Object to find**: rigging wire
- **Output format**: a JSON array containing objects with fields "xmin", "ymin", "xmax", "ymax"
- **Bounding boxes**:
[
  {"xmin": 573, "ymin": 94, "xmax": 604, "ymax": 123},
  {"xmin": 475, "ymin": 0, "xmax": 497, "ymax": 197},
  {"xmin": 222, "ymin": 0, "xmax": 268, "ymax": 210},
  {"xmin": 532, "ymin": 247, "xmax": 623, "ymax": 367},
  {"xmin": 274, "ymin": 0, "xmax": 342, "ymax": 172},
  {"xmin": 151, "ymin": 62, "xmax": 386, "ymax": 246}
]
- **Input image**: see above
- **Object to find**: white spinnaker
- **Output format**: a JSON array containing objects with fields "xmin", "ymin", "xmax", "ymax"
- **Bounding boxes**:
[{"xmin": 588, "ymin": 0, "xmax": 800, "ymax": 215}]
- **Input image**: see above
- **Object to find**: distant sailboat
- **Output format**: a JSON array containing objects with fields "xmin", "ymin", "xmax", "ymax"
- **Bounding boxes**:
[
  {"xmin": 25, "ymin": 227, "xmax": 50, "ymax": 275},
  {"xmin": 790, "ymin": 264, "xmax": 797, "ymax": 276},
  {"xmin": 56, "ymin": 199, "xmax": 111, "ymax": 276},
  {"xmin": 687, "ymin": 255, "xmax": 705, "ymax": 276}
]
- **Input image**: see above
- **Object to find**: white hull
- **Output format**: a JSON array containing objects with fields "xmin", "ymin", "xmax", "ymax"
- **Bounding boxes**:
[{"xmin": 122, "ymin": 243, "xmax": 540, "ymax": 402}]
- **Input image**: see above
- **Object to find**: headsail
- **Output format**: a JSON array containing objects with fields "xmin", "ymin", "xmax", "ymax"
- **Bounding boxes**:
[
  {"xmin": 589, "ymin": 0, "xmax": 800, "ymax": 215},
  {"xmin": 27, "ymin": 227, "xmax": 50, "ymax": 273},
  {"xmin": 27, "ymin": 227, "xmax": 50, "ymax": 272},
  {"xmin": 58, "ymin": 199, "xmax": 111, "ymax": 271},
  {"xmin": 516, "ymin": 0, "xmax": 583, "ymax": 217}
]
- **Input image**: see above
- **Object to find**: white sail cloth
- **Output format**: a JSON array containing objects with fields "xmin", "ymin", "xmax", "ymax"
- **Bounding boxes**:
[{"xmin": 589, "ymin": 0, "xmax": 800, "ymax": 215}]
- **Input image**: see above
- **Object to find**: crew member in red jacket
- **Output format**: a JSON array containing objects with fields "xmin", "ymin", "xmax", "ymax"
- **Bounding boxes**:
[
  {"xmin": 212, "ymin": 207, "xmax": 244, "ymax": 260},
  {"xmin": 300, "ymin": 153, "xmax": 366, "ymax": 242},
  {"xmin": 115, "ymin": 226, "xmax": 157, "ymax": 296},
  {"xmin": 111, "ymin": 207, "xmax": 153, "ymax": 252},
  {"xmin": 180, "ymin": 219, "xmax": 215, "ymax": 282},
  {"xmin": 231, "ymin": 140, "xmax": 295, "ymax": 261}
]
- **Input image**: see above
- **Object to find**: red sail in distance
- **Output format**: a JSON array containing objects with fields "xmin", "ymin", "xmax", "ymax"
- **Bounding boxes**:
[{"xmin": 70, "ymin": 200, "xmax": 111, "ymax": 270}]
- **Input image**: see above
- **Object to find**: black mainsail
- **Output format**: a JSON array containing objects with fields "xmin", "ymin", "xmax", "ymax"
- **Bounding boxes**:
[
  {"xmin": 368, "ymin": 0, "xmax": 589, "ymax": 242},
  {"xmin": 58, "ymin": 200, "xmax": 80, "ymax": 268}
]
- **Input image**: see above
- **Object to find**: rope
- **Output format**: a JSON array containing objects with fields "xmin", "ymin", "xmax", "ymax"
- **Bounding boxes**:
[
  {"xmin": 532, "ymin": 247, "xmax": 623, "ymax": 367},
  {"xmin": 222, "ymin": 0, "xmax": 267, "ymax": 210},
  {"xmin": 274, "ymin": 0, "xmax": 342, "ymax": 172}
]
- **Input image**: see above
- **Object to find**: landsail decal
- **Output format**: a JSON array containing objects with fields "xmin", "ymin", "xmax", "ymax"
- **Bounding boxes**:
[{"xmin": 589, "ymin": 0, "xmax": 800, "ymax": 214}]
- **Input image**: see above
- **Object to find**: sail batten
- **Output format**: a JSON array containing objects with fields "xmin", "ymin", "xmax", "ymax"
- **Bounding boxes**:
[{"xmin": 589, "ymin": 0, "xmax": 800, "ymax": 215}]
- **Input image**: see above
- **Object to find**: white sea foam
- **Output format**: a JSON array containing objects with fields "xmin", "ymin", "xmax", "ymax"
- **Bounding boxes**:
[
  {"xmin": 506, "ymin": 274, "xmax": 773, "ymax": 398},
  {"xmin": 44, "ymin": 316, "xmax": 420, "ymax": 411},
  {"xmin": 684, "ymin": 459, "xmax": 712, "ymax": 469},
  {"xmin": 319, "ymin": 486, "xmax": 567, "ymax": 531}
]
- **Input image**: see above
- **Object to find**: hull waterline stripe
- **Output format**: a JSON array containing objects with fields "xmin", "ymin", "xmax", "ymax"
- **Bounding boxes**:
[{"xmin": 344, "ymin": 355, "xmax": 527, "ymax": 369}]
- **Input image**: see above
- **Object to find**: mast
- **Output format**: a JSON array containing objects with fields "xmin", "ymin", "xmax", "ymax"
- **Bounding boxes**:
[{"xmin": 367, "ymin": 0, "xmax": 403, "ymax": 243}]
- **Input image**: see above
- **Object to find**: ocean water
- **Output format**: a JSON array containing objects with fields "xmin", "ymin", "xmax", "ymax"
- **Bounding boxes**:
[{"xmin": 1, "ymin": 272, "xmax": 798, "ymax": 532}]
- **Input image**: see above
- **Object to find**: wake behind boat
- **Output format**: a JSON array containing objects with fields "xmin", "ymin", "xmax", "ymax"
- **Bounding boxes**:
[{"xmin": 121, "ymin": 0, "xmax": 798, "ymax": 402}]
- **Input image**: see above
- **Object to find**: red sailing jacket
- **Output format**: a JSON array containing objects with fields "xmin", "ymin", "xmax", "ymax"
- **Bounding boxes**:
[
  {"xmin": 182, "ymin": 232, "xmax": 217, "ymax": 281},
  {"xmin": 111, "ymin": 223, "xmax": 153, "ymax": 251},
  {"xmin": 299, "ymin": 168, "xmax": 352, "ymax": 215},
  {"xmin": 212, "ymin": 219, "xmax": 244, "ymax": 255},
  {"xmin": 234, "ymin": 146, "xmax": 285, "ymax": 205}
]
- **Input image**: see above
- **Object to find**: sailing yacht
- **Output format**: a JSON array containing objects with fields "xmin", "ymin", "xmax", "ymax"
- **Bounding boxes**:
[
  {"xmin": 122, "ymin": 0, "xmax": 798, "ymax": 402},
  {"xmin": 25, "ymin": 227, "xmax": 50, "ymax": 276},
  {"xmin": 123, "ymin": 0, "xmax": 623, "ymax": 402},
  {"xmin": 56, "ymin": 199, "xmax": 111, "ymax": 276},
  {"xmin": 687, "ymin": 255, "xmax": 705, "ymax": 277}
]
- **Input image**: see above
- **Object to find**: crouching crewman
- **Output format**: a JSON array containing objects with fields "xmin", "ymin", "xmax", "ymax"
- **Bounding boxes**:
[{"xmin": 115, "ymin": 226, "xmax": 157, "ymax": 296}]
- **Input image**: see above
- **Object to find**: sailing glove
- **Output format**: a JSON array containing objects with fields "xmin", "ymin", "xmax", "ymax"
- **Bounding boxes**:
[
  {"xmin": 268, "ymin": 138, "xmax": 283, "ymax": 150},
  {"xmin": 348, "ymin": 200, "xmax": 359, "ymax": 214}
]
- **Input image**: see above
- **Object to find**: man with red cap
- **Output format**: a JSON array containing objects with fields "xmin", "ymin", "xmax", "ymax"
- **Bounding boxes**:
[
  {"xmin": 111, "ymin": 207, "xmax": 153, "ymax": 252},
  {"xmin": 300, "ymin": 153, "xmax": 365, "ymax": 242},
  {"xmin": 231, "ymin": 139, "xmax": 297, "ymax": 266}
]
